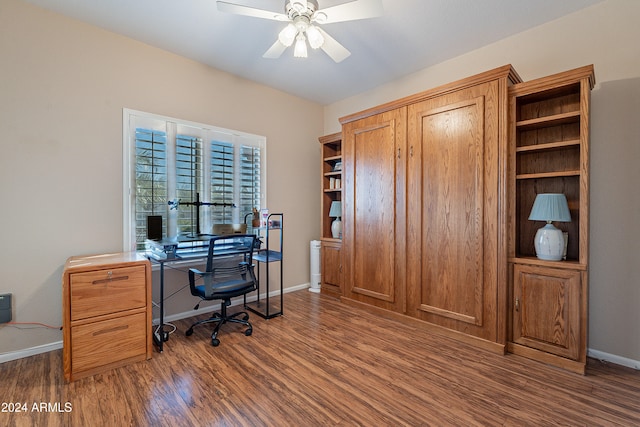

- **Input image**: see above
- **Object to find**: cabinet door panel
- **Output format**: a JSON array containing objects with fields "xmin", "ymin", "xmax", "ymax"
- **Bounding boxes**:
[
  {"xmin": 407, "ymin": 81, "xmax": 500, "ymax": 340},
  {"xmin": 512, "ymin": 264, "xmax": 581, "ymax": 359},
  {"xmin": 321, "ymin": 241, "xmax": 342, "ymax": 295},
  {"xmin": 421, "ymin": 97, "xmax": 485, "ymax": 324},
  {"xmin": 343, "ymin": 108, "xmax": 406, "ymax": 311}
]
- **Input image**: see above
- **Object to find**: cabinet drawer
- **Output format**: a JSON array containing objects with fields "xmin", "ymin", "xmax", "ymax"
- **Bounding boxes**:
[
  {"xmin": 71, "ymin": 311, "xmax": 147, "ymax": 375},
  {"xmin": 70, "ymin": 265, "xmax": 147, "ymax": 321}
]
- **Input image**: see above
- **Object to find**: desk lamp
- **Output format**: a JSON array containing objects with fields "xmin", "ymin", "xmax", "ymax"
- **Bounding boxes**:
[
  {"xmin": 528, "ymin": 193, "xmax": 571, "ymax": 261},
  {"xmin": 329, "ymin": 201, "xmax": 342, "ymax": 239}
]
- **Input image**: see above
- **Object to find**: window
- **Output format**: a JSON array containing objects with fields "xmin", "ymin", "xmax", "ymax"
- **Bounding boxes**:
[{"xmin": 123, "ymin": 109, "xmax": 266, "ymax": 251}]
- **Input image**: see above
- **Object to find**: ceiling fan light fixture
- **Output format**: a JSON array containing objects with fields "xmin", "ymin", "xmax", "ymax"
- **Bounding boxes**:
[
  {"xmin": 278, "ymin": 23, "xmax": 297, "ymax": 47},
  {"xmin": 294, "ymin": 33, "xmax": 308, "ymax": 58},
  {"xmin": 290, "ymin": 0, "xmax": 308, "ymax": 14},
  {"xmin": 306, "ymin": 25, "xmax": 324, "ymax": 49},
  {"xmin": 219, "ymin": 0, "xmax": 380, "ymax": 63},
  {"xmin": 312, "ymin": 11, "xmax": 327, "ymax": 24}
]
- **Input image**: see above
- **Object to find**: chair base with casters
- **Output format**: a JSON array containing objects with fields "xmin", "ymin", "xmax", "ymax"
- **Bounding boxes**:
[
  {"xmin": 185, "ymin": 299, "xmax": 252, "ymax": 347},
  {"xmin": 185, "ymin": 234, "xmax": 258, "ymax": 347}
]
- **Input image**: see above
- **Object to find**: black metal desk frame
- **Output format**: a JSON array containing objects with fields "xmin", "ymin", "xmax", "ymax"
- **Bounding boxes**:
[
  {"xmin": 146, "ymin": 241, "xmax": 209, "ymax": 352},
  {"xmin": 245, "ymin": 213, "xmax": 284, "ymax": 319},
  {"xmin": 147, "ymin": 219, "xmax": 284, "ymax": 351}
]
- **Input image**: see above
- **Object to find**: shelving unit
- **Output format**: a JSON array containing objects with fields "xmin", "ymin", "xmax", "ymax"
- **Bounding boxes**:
[
  {"xmin": 245, "ymin": 213, "xmax": 283, "ymax": 319},
  {"xmin": 507, "ymin": 65, "xmax": 595, "ymax": 374},
  {"xmin": 319, "ymin": 132, "xmax": 343, "ymax": 297},
  {"xmin": 320, "ymin": 132, "xmax": 342, "ymax": 239},
  {"xmin": 512, "ymin": 79, "xmax": 587, "ymax": 262}
]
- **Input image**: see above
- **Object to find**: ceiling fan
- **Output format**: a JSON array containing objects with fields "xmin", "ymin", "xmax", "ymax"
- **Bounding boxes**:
[{"xmin": 216, "ymin": 0, "xmax": 383, "ymax": 62}]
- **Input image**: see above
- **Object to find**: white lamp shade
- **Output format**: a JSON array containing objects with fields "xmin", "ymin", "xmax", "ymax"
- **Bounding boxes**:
[
  {"xmin": 278, "ymin": 23, "xmax": 297, "ymax": 47},
  {"xmin": 528, "ymin": 193, "xmax": 571, "ymax": 222},
  {"xmin": 294, "ymin": 34, "xmax": 308, "ymax": 58}
]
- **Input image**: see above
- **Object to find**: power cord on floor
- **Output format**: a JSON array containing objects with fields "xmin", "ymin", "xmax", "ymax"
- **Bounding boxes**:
[
  {"xmin": 150, "ymin": 263, "xmax": 205, "ymax": 338},
  {"xmin": 3, "ymin": 322, "xmax": 62, "ymax": 330},
  {"xmin": 154, "ymin": 322, "xmax": 177, "ymax": 336}
]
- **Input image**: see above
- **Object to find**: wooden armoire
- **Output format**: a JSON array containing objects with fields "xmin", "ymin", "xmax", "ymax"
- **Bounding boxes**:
[
  {"xmin": 327, "ymin": 64, "xmax": 594, "ymax": 372},
  {"xmin": 339, "ymin": 65, "xmax": 520, "ymax": 351}
]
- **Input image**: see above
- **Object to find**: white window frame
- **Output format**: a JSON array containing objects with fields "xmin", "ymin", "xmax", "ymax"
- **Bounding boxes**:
[{"xmin": 122, "ymin": 108, "xmax": 266, "ymax": 251}]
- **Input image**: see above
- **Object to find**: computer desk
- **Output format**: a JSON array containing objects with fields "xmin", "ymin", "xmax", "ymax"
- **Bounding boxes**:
[{"xmin": 144, "ymin": 231, "xmax": 283, "ymax": 352}]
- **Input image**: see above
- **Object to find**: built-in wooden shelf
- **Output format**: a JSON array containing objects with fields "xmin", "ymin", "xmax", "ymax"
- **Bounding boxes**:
[
  {"xmin": 515, "ymin": 139, "xmax": 581, "ymax": 153},
  {"xmin": 509, "ymin": 256, "xmax": 587, "ymax": 270},
  {"xmin": 515, "ymin": 111, "xmax": 580, "ymax": 130},
  {"xmin": 516, "ymin": 170, "xmax": 580, "ymax": 180}
]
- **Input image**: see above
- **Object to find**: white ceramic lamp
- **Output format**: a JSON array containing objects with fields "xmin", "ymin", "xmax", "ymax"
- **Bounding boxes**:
[
  {"xmin": 329, "ymin": 201, "xmax": 342, "ymax": 239},
  {"xmin": 528, "ymin": 193, "xmax": 571, "ymax": 261}
]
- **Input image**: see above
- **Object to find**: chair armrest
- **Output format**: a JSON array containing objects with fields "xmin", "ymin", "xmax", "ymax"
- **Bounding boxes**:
[{"xmin": 188, "ymin": 268, "xmax": 207, "ymax": 285}]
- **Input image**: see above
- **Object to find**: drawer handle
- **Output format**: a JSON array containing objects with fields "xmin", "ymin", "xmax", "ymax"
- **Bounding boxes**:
[
  {"xmin": 92, "ymin": 324, "xmax": 129, "ymax": 336},
  {"xmin": 92, "ymin": 275, "xmax": 129, "ymax": 285}
]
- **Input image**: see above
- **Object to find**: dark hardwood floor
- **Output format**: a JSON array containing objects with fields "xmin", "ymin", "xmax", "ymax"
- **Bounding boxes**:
[{"xmin": 2, "ymin": 290, "xmax": 639, "ymax": 426}]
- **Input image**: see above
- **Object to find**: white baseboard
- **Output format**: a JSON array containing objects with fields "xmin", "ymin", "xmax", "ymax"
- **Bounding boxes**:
[
  {"xmin": 588, "ymin": 348, "xmax": 640, "ymax": 370},
  {"xmin": 0, "ymin": 283, "xmax": 311, "ymax": 365},
  {"xmin": 0, "ymin": 341, "xmax": 63, "ymax": 364}
]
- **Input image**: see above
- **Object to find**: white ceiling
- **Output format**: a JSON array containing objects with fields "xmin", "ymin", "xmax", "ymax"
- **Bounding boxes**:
[{"xmin": 24, "ymin": 0, "xmax": 602, "ymax": 105}]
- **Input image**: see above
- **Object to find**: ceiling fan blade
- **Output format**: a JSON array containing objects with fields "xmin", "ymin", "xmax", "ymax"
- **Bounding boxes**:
[
  {"xmin": 316, "ymin": 28, "xmax": 351, "ymax": 63},
  {"xmin": 316, "ymin": 0, "xmax": 383, "ymax": 24},
  {"xmin": 263, "ymin": 40, "xmax": 288, "ymax": 59},
  {"xmin": 217, "ymin": 1, "xmax": 288, "ymax": 21}
]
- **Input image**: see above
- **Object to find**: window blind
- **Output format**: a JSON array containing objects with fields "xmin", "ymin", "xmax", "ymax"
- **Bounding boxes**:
[
  {"xmin": 135, "ymin": 128, "xmax": 167, "ymax": 247},
  {"xmin": 125, "ymin": 109, "xmax": 265, "ymax": 251},
  {"xmin": 240, "ymin": 145, "xmax": 261, "ymax": 220},
  {"xmin": 176, "ymin": 135, "xmax": 202, "ymax": 236},
  {"xmin": 210, "ymin": 141, "xmax": 234, "ymax": 224}
]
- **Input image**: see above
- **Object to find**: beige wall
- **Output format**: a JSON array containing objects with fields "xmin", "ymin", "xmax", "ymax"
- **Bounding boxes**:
[
  {"xmin": 324, "ymin": 0, "xmax": 640, "ymax": 365},
  {"xmin": 2, "ymin": 0, "xmax": 638, "ymax": 367},
  {"xmin": 0, "ymin": 0, "xmax": 323, "ymax": 357}
]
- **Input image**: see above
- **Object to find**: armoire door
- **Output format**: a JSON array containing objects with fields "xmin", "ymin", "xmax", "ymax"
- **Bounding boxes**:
[
  {"xmin": 342, "ymin": 107, "xmax": 407, "ymax": 313},
  {"xmin": 406, "ymin": 80, "xmax": 502, "ymax": 342}
]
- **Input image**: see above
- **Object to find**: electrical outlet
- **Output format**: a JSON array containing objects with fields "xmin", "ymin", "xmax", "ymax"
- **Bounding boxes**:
[{"xmin": 0, "ymin": 293, "xmax": 12, "ymax": 324}]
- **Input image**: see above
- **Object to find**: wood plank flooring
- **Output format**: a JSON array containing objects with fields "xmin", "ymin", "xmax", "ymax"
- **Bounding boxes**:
[{"xmin": 2, "ymin": 290, "xmax": 639, "ymax": 426}]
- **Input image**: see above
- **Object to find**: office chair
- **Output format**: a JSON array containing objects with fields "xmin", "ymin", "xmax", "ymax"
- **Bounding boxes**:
[{"xmin": 185, "ymin": 234, "xmax": 257, "ymax": 346}]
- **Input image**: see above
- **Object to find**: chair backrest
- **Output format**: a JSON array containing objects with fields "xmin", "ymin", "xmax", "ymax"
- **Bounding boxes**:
[{"xmin": 205, "ymin": 234, "xmax": 256, "ymax": 272}]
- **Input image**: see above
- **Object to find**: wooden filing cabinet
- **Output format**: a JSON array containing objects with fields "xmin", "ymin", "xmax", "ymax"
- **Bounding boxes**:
[{"xmin": 62, "ymin": 252, "xmax": 152, "ymax": 382}]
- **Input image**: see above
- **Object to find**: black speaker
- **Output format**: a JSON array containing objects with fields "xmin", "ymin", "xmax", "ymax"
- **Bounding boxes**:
[
  {"xmin": 0, "ymin": 293, "xmax": 11, "ymax": 324},
  {"xmin": 147, "ymin": 215, "xmax": 163, "ymax": 241}
]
